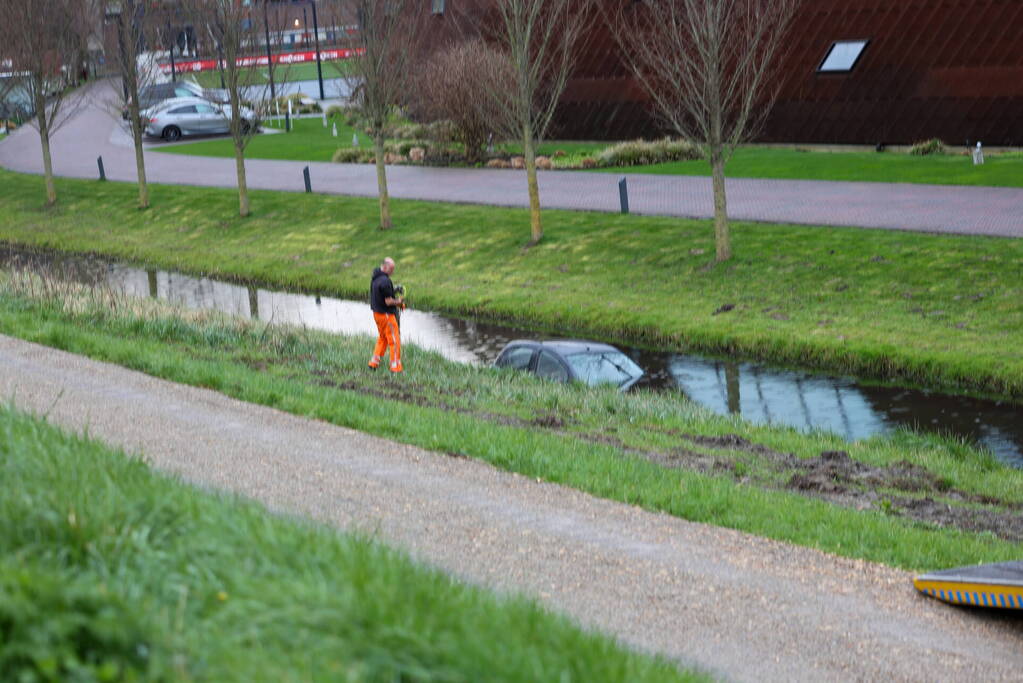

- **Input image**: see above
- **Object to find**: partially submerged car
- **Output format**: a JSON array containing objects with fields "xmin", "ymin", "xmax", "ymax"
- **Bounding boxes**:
[
  {"xmin": 493, "ymin": 340, "xmax": 644, "ymax": 390},
  {"xmin": 144, "ymin": 96, "xmax": 256, "ymax": 142}
]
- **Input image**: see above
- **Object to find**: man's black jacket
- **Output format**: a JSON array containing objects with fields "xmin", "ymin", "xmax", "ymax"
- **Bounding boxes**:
[{"xmin": 370, "ymin": 267, "xmax": 398, "ymax": 315}]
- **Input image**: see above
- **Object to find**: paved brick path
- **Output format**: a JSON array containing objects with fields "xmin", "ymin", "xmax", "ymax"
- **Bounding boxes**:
[{"xmin": 2, "ymin": 82, "xmax": 1021, "ymax": 238}]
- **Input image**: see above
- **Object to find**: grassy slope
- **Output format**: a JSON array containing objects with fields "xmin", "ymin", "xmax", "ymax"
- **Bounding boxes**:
[
  {"xmin": 1, "ymin": 170, "xmax": 1020, "ymax": 399},
  {"xmin": 157, "ymin": 117, "xmax": 371, "ymax": 162},
  {"xmin": 187, "ymin": 59, "xmax": 354, "ymax": 89},
  {"xmin": 594, "ymin": 147, "xmax": 1023, "ymax": 187},
  {"xmin": 1, "ymin": 286, "xmax": 1019, "ymax": 573},
  {"xmin": 0, "ymin": 405, "xmax": 695, "ymax": 682}
]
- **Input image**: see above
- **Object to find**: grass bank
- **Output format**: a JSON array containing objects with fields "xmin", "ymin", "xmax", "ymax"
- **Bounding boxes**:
[
  {"xmin": 594, "ymin": 147, "xmax": 1023, "ymax": 187},
  {"xmin": 154, "ymin": 128, "xmax": 1023, "ymax": 186},
  {"xmin": 158, "ymin": 117, "xmax": 371, "ymax": 162},
  {"xmin": 1, "ymin": 274, "xmax": 1021, "ymax": 573},
  {"xmin": 0, "ymin": 405, "xmax": 695, "ymax": 681},
  {"xmin": 1, "ymin": 170, "xmax": 1020, "ymax": 400},
  {"xmin": 157, "ymin": 116, "xmax": 598, "ymax": 165}
]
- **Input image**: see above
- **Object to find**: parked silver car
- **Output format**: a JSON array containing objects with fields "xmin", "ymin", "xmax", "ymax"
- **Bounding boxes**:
[{"xmin": 144, "ymin": 96, "xmax": 256, "ymax": 142}]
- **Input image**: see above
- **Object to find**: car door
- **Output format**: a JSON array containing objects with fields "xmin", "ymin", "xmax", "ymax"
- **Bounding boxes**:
[
  {"xmin": 167, "ymin": 104, "xmax": 201, "ymax": 134},
  {"xmin": 196, "ymin": 102, "xmax": 227, "ymax": 134}
]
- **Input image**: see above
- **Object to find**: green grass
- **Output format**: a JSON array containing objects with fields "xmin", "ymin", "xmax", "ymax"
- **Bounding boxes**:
[
  {"xmin": 186, "ymin": 59, "xmax": 354, "ymax": 89},
  {"xmin": 157, "ymin": 116, "xmax": 370, "ymax": 161},
  {"xmin": 0, "ymin": 277, "xmax": 1020, "ymax": 576},
  {"xmin": 1, "ymin": 169, "xmax": 1021, "ymax": 401},
  {"xmin": 593, "ymin": 146, "xmax": 1023, "ymax": 187},
  {"xmin": 0, "ymin": 405, "xmax": 697, "ymax": 682}
]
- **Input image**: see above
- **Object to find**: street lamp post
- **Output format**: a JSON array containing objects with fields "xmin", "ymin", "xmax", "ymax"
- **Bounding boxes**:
[
  {"xmin": 311, "ymin": 0, "xmax": 324, "ymax": 100},
  {"xmin": 263, "ymin": 0, "xmax": 276, "ymax": 101},
  {"xmin": 167, "ymin": 25, "xmax": 177, "ymax": 82}
]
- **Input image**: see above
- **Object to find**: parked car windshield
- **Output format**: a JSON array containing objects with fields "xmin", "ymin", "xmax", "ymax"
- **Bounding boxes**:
[{"xmin": 564, "ymin": 351, "xmax": 642, "ymax": 387}]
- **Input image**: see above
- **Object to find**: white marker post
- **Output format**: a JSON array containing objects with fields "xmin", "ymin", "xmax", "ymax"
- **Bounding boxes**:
[
  {"xmin": 332, "ymin": 123, "xmax": 338, "ymax": 137},
  {"xmin": 972, "ymin": 141, "xmax": 985, "ymax": 166},
  {"xmin": 352, "ymin": 132, "xmax": 359, "ymax": 147}
]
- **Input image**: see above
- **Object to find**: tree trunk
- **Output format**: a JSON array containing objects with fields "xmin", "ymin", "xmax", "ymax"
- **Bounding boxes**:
[
  {"xmin": 711, "ymin": 149, "xmax": 731, "ymax": 262},
  {"xmin": 374, "ymin": 134, "xmax": 392, "ymax": 230},
  {"xmin": 34, "ymin": 89, "xmax": 56, "ymax": 205},
  {"xmin": 130, "ymin": 103, "xmax": 149, "ymax": 209},
  {"xmin": 523, "ymin": 127, "xmax": 542, "ymax": 245},
  {"xmin": 234, "ymin": 139, "xmax": 250, "ymax": 217}
]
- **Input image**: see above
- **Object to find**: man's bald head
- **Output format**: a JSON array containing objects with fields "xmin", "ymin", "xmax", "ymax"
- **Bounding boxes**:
[{"xmin": 381, "ymin": 257, "xmax": 395, "ymax": 275}]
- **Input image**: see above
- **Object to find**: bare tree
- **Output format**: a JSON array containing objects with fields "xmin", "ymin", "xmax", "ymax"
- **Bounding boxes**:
[
  {"xmin": 0, "ymin": 0, "xmax": 91, "ymax": 205},
  {"xmin": 414, "ymin": 39, "xmax": 510, "ymax": 166},
  {"xmin": 106, "ymin": 0, "xmax": 159, "ymax": 209},
  {"xmin": 185, "ymin": 0, "xmax": 281, "ymax": 218},
  {"xmin": 611, "ymin": 0, "xmax": 800, "ymax": 262},
  {"xmin": 484, "ymin": 0, "xmax": 592, "ymax": 246},
  {"xmin": 325, "ymin": 0, "xmax": 422, "ymax": 230}
]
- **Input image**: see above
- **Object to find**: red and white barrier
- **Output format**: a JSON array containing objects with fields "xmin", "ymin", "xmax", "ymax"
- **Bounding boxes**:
[{"xmin": 159, "ymin": 48, "xmax": 363, "ymax": 74}]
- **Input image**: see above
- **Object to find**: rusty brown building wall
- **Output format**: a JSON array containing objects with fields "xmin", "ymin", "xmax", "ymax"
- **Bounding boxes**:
[{"xmin": 551, "ymin": 0, "xmax": 1023, "ymax": 145}]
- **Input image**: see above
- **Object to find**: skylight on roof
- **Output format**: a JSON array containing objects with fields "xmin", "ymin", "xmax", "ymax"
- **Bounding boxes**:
[{"xmin": 818, "ymin": 40, "xmax": 869, "ymax": 73}]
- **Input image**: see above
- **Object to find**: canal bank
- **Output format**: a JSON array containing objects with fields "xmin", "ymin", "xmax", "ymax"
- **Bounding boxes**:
[{"xmin": 3, "ymin": 245, "xmax": 1021, "ymax": 467}]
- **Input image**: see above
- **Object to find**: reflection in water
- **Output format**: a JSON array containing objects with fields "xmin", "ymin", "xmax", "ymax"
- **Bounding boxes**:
[{"xmin": 3, "ymin": 247, "xmax": 1021, "ymax": 467}]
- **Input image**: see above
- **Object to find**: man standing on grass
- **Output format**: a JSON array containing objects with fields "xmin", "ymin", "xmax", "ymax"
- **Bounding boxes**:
[{"xmin": 369, "ymin": 257, "xmax": 404, "ymax": 372}]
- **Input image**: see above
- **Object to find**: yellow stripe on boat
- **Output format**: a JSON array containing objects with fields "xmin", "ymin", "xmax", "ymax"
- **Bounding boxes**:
[
  {"xmin": 914, "ymin": 578, "xmax": 1023, "ymax": 609},
  {"xmin": 914, "ymin": 561, "xmax": 1023, "ymax": 610}
]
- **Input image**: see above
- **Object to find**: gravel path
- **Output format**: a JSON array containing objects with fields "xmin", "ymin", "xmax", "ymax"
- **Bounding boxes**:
[
  {"xmin": 1, "ymin": 334, "xmax": 1020, "ymax": 682},
  {"xmin": 2, "ymin": 82, "xmax": 1022, "ymax": 238}
]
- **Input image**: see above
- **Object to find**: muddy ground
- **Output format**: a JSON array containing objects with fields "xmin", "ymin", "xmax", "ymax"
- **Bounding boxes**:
[{"xmin": 314, "ymin": 373, "xmax": 1023, "ymax": 543}]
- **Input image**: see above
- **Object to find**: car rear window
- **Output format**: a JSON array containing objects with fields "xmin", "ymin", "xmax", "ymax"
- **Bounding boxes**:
[
  {"xmin": 565, "ymin": 351, "xmax": 642, "ymax": 387},
  {"xmin": 168, "ymin": 105, "xmax": 198, "ymax": 114},
  {"xmin": 535, "ymin": 350, "xmax": 568, "ymax": 382},
  {"xmin": 496, "ymin": 346, "xmax": 533, "ymax": 371}
]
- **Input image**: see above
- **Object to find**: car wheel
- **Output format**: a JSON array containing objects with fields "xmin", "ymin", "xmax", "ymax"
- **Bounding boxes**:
[{"xmin": 162, "ymin": 126, "xmax": 181, "ymax": 142}]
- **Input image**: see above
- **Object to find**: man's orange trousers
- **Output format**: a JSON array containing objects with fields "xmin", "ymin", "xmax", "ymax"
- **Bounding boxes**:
[{"xmin": 369, "ymin": 312, "xmax": 402, "ymax": 372}]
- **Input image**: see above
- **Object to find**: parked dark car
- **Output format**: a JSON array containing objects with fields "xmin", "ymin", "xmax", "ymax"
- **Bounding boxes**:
[
  {"xmin": 493, "ymin": 340, "xmax": 644, "ymax": 390},
  {"xmin": 122, "ymin": 81, "xmax": 227, "ymax": 120}
]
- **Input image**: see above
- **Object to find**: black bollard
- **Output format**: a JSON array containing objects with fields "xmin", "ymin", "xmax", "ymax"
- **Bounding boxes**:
[
  {"xmin": 285, "ymin": 112, "xmax": 291, "ymax": 132},
  {"xmin": 303, "ymin": 166, "xmax": 312, "ymax": 193},
  {"xmin": 97, "ymin": 156, "xmax": 106, "ymax": 181},
  {"xmin": 618, "ymin": 177, "xmax": 629, "ymax": 214}
]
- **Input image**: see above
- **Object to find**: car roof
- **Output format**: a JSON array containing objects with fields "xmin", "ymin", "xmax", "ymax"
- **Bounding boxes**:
[{"xmin": 504, "ymin": 339, "xmax": 623, "ymax": 355}]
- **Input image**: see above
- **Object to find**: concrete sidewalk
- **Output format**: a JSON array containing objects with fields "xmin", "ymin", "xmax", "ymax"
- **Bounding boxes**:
[
  {"xmin": 1, "ymin": 82, "xmax": 1022, "ymax": 238},
  {"xmin": 2, "ymin": 333, "xmax": 1021, "ymax": 682}
]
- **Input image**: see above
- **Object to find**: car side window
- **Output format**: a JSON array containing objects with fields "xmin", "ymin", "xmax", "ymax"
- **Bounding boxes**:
[
  {"xmin": 497, "ymin": 346, "xmax": 534, "ymax": 371},
  {"xmin": 169, "ymin": 105, "xmax": 198, "ymax": 114},
  {"xmin": 535, "ymin": 350, "xmax": 568, "ymax": 382},
  {"xmin": 196, "ymin": 104, "xmax": 217, "ymax": 114},
  {"xmin": 174, "ymin": 87, "xmax": 194, "ymax": 97}
]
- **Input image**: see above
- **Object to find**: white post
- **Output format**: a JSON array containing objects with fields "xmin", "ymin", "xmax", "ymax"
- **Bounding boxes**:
[
  {"xmin": 332, "ymin": 122, "xmax": 338, "ymax": 137},
  {"xmin": 972, "ymin": 141, "xmax": 985, "ymax": 166}
]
